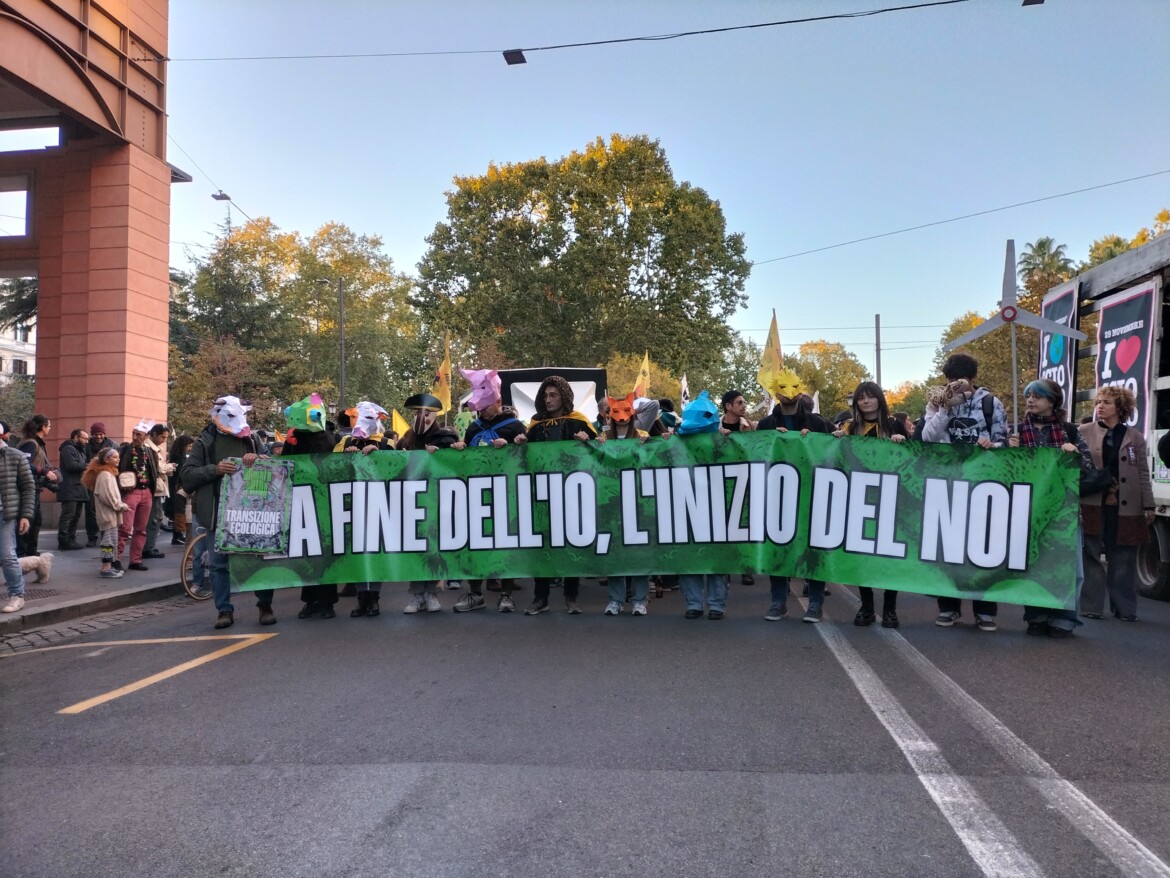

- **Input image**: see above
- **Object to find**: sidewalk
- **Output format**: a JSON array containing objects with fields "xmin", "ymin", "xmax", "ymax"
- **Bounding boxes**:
[{"xmin": 0, "ymin": 530, "xmax": 185, "ymax": 633}]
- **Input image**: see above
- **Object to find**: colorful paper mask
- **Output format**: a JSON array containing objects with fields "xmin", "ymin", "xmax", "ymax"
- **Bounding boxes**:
[
  {"xmin": 346, "ymin": 401, "xmax": 388, "ymax": 439},
  {"xmin": 461, "ymin": 368, "xmax": 501, "ymax": 410},
  {"xmin": 606, "ymin": 392, "xmax": 636, "ymax": 425},
  {"xmin": 132, "ymin": 418, "xmax": 155, "ymax": 435},
  {"xmin": 209, "ymin": 396, "xmax": 252, "ymax": 438},
  {"xmin": 769, "ymin": 368, "xmax": 806, "ymax": 402},
  {"xmin": 677, "ymin": 390, "xmax": 720, "ymax": 435},
  {"xmin": 284, "ymin": 393, "xmax": 326, "ymax": 432}
]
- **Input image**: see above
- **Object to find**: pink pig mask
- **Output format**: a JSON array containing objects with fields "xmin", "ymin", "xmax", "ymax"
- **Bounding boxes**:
[{"xmin": 461, "ymin": 368, "xmax": 501, "ymax": 411}]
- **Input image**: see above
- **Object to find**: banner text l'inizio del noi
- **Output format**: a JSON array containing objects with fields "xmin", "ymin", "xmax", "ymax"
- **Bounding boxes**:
[{"xmin": 225, "ymin": 431, "xmax": 1079, "ymax": 609}]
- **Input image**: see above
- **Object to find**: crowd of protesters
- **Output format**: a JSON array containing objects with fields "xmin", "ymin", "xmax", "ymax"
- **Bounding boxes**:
[{"xmin": 1, "ymin": 352, "xmax": 1155, "ymax": 635}]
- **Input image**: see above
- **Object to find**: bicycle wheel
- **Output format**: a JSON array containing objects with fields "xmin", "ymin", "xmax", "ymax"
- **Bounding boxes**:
[{"xmin": 181, "ymin": 531, "xmax": 213, "ymax": 600}]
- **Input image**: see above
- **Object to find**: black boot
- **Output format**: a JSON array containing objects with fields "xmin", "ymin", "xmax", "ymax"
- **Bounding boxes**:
[
  {"xmin": 350, "ymin": 591, "xmax": 370, "ymax": 617},
  {"xmin": 258, "ymin": 603, "xmax": 277, "ymax": 626},
  {"xmin": 297, "ymin": 601, "xmax": 319, "ymax": 619},
  {"xmin": 366, "ymin": 593, "xmax": 380, "ymax": 617},
  {"xmin": 320, "ymin": 602, "xmax": 336, "ymax": 619}
]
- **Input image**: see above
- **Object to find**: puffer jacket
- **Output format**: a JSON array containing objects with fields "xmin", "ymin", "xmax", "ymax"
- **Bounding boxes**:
[{"xmin": 0, "ymin": 443, "xmax": 36, "ymax": 522}]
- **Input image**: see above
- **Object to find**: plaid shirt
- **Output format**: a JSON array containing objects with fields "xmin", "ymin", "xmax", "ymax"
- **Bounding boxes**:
[{"xmin": 1015, "ymin": 414, "xmax": 1065, "ymax": 449}]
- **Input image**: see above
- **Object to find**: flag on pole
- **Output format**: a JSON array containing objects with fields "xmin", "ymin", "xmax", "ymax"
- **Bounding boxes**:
[
  {"xmin": 811, "ymin": 390, "xmax": 821, "ymax": 414},
  {"xmin": 632, "ymin": 351, "xmax": 651, "ymax": 398},
  {"xmin": 431, "ymin": 333, "xmax": 452, "ymax": 415},
  {"xmin": 680, "ymin": 374, "xmax": 690, "ymax": 407},
  {"xmin": 757, "ymin": 309, "xmax": 784, "ymax": 396},
  {"xmin": 391, "ymin": 409, "xmax": 411, "ymax": 437}
]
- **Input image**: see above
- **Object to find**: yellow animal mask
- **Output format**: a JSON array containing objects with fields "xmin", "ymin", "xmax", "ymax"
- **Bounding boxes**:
[{"xmin": 770, "ymin": 368, "xmax": 806, "ymax": 402}]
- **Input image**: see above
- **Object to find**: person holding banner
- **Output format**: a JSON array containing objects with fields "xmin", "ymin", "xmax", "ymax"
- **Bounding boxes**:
[
  {"xmin": 180, "ymin": 396, "xmax": 276, "ymax": 630},
  {"xmin": 834, "ymin": 381, "xmax": 907, "ymax": 628},
  {"xmin": 1077, "ymin": 386, "xmax": 1154, "ymax": 623},
  {"xmin": 676, "ymin": 391, "xmax": 729, "ymax": 619},
  {"xmin": 756, "ymin": 372, "xmax": 833, "ymax": 622},
  {"xmin": 517, "ymin": 375, "xmax": 597, "ymax": 616},
  {"xmin": 1007, "ymin": 379, "xmax": 1088, "ymax": 637},
  {"xmin": 335, "ymin": 401, "xmax": 394, "ymax": 618},
  {"xmin": 923, "ymin": 353, "xmax": 1007, "ymax": 632},
  {"xmin": 452, "ymin": 369, "xmax": 526, "ymax": 614},
  {"xmin": 399, "ymin": 392, "xmax": 459, "ymax": 614},
  {"xmin": 599, "ymin": 392, "xmax": 654, "ymax": 616}
]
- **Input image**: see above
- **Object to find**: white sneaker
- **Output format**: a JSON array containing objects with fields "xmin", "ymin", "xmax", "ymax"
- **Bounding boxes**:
[
  {"xmin": 425, "ymin": 593, "xmax": 442, "ymax": 613},
  {"xmin": 2, "ymin": 595, "xmax": 26, "ymax": 613},
  {"xmin": 404, "ymin": 594, "xmax": 425, "ymax": 614},
  {"xmin": 604, "ymin": 601, "xmax": 622, "ymax": 616},
  {"xmin": 632, "ymin": 601, "xmax": 648, "ymax": 616}
]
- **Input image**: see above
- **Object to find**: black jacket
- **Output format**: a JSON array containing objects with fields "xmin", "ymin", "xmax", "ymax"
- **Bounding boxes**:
[{"xmin": 57, "ymin": 439, "xmax": 90, "ymax": 502}]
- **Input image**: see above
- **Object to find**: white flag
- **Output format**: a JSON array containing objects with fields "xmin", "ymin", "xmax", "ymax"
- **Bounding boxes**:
[
  {"xmin": 680, "ymin": 374, "xmax": 690, "ymax": 406},
  {"xmin": 811, "ymin": 390, "xmax": 821, "ymax": 413}
]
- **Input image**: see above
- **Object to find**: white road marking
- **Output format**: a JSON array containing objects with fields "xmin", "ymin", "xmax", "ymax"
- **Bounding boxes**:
[{"xmin": 814, "ymin": 618, "xmax": 1044, "ymax": 878}]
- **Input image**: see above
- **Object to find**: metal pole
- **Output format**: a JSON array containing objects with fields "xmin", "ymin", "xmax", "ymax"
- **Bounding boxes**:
[
  {"xmin": 1010, "ymin": 321, "xmax": 1019, "ymax": 432},
  {"xmin": 338, "ymin": 277, "xmax": 346, "ymax": 412},
  {"xmin": 874, "ymin": 314, "xmax": 882, "ymax": 387}
]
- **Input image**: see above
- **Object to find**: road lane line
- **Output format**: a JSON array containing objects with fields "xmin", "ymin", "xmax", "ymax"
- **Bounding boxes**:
[
  {"xmin": 56, "ymin": 633, "xmax": 277, "ymax": 715},
  {"xmin": 813, "ymin": 618, "xmax": 1044, "ymax": 877},
  {"xmin": 876, "ymin": 624, "xmax": 1170, "ymax": 878},
  {"xmin": 0, "ymin": 634, "xmax": 269, "ymax": 658}
]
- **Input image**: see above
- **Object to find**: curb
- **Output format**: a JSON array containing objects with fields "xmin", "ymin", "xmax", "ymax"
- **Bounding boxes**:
[{"xmin": 0, "ymin": 580, "xmax": 186, "ymax": 633}]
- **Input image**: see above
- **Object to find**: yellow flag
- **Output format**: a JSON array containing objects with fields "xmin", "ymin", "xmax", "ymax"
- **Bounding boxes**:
[
  {"xmin": 431, "ymin": 334, "xmax": 452, "ymax": 415},
  {"xmin": 757, "ymin": 310, "xmax": 784, "ymax": 396},
  {"xmin": 391, "ymin": 409, "xmax": 411, "ymax": 437},
  {"xmin": 632, "ymin": 351, "xmax": 651, "ymax": 398}
]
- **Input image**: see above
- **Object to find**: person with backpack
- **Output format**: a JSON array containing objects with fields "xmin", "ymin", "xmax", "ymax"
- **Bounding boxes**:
[
  {"xmin": 450, "ymin": 369, "xmax": 527, "ymax": 614},
  {"xmin": 921, "ymin": 353, "xmax": 1007, "ymax": 631}
]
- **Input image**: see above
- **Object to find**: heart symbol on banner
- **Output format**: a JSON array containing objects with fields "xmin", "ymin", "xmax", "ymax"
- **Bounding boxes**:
[{"xmin": 1116, "ymin": 336, "xmax": 1142, "ymax": 374}]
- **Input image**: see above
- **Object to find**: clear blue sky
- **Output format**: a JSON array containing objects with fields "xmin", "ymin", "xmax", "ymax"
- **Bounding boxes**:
[{"xmin": 166, "ymin": 0, "xmax": 1170, "ymax": 389}]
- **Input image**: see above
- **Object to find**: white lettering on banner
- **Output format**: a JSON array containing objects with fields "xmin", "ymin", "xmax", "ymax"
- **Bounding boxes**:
[
  {"xmin": 221, "ymin": 509, "xmax": 282, "ymax": 536},
  {"xmin": 810, "ymin": 469, "xmax": 906, "ymax": 557},
  {"xmin": 564, "ymin": 473, "xmax": 597, "ymax": 547},
  {"xmin": 288, "ymin": 485, "xmax": 322, "ymax": 557},
  {"xmin": 1100, "ymin": 341, "xmax": 1116, "ymax": 378},
  {"xmin": 329, "ymin": 483, "xmax": 351, "ymax": 555},
  {"xmin": 402, "ymin": 481, "xmax": 427, "ymax": 551},
  {"xmin": 1040, "ymin": 364, "xmax": 1066, "ymax": 386},
  {"xmin": 514, "ymin": 475, "xmax": 543, "ymax": 549},
  {"xmin": 365, "ymin": 480, "xmax": 403, "ymax": 552},
  {"xmin": 438, "ymin": 479, "xmax": 468, "ymax": 550},
  {"xmin": 621, "ymin": 470, "xmax": 649, "ymax": 545},
  {"xmin": 920, "ymin": 479, "xmax": 1030, "ymax": 570}
]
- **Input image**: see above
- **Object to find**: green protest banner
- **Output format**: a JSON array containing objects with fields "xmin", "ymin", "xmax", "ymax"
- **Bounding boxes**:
[{"xmin": 227, "ymin": 432, "xmax": 1079, "ymax": 609}]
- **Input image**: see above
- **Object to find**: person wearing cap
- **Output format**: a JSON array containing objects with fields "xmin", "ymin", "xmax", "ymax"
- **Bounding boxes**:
[
  {"xmin": 83, "ymin": 423, "xmax": 117, "ymax": 547},
  {"xmin": 0, "ymin": 421, "xmax": 36, "ymax": 613},
  {"xmin": 398, "ymin": 391, "xmax": 458, "ymax": 614},
  {"xmin": 116, "ymin": 419, "xmax": 161, "ymax": 572},
  {"xmin": 181, "ymin": 396, "xmax": 277, "ymax": 629}
]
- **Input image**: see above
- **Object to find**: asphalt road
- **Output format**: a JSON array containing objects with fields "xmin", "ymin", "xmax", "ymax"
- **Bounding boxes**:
[{"xmin": 2, "ymin": 581, "xmax": 1168, "ymax": 878}]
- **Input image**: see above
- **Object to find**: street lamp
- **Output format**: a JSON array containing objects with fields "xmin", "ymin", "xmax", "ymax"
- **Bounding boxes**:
[{"xmin": 316, "ymin": 277, "xmax": 346, "ymax": 413}]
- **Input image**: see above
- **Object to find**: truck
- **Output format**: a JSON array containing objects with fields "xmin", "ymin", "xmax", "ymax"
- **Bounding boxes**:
[{"xmin": 1055, "ymin": 232, "xmax": 1170, "ymax": 600}]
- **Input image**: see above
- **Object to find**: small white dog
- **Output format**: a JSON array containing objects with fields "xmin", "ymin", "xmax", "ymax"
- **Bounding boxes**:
[{"xmin": 18, "ymin": 552, "xmax": 53, "ymax": 583}]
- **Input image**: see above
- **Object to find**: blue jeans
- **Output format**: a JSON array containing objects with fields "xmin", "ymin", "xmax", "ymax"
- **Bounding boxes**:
[
  {"xmin": 194, "ymin": 516, "xmax": 273, "ymax": 614},
  {"xmin": 609, "ymin": 575, "xmax": 649, "ymax": 604},
  {"xmin": 680, "ymin": 574, "xmax": 728, "ymax": 611},
  {"xmin": 1, "ymin": 517, "xmax": 23, "ymax": 597},
  {"xmin": 769, "ymin": 576, "xmax": 824, "ymax": 610}
]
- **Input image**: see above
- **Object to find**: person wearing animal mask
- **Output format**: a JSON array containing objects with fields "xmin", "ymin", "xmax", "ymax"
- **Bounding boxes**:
[
  {"xmin": 599, "ymin": 391, "xmax": 655, "ymax": 615},
  {"xmin": 756, "ymin": 369, "xmax": 834, "ymax": 623},
  {"xmin": 450, "ymin": 369, "xmax": 526, "ymax": 614},
  {"xmin": 335, "ymin": 401, "xmax": 393, "ymax": 618},
  {"xmin": 180, "ymin": 396, "xmax": 276, "ymax": 630},
  {"xmin": 399, "ymin": 392, "xmax": 459, "ymax": 614},
  {"xmin": 516, "ymin": 375, "xmax": 596, "ymax": 615},
  {"xmin": 674, "ymin": 391, "xmax": 730, "ymax": 619}
]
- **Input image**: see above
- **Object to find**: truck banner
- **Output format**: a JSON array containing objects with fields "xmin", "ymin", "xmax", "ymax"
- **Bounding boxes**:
[
  {"xmin": 214, "ymin": 458, "xmax": 295, "ymax": 554},
  {"xmin": 226, "ymin": 432, "xmax": 1079, "ymax": 610},
  {"xmin": 1039, "ymin": 280, "xmax": 1079, "ymax": 416},
  {"xmin": 1095, "ymin": 279, "xmax": 1158, "ymax": 429}
]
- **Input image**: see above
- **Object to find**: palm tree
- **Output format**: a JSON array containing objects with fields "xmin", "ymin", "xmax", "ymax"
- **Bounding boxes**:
[{"xmin": 1017, "ymin": 237, "xmax": 1074, "ymax": 307}]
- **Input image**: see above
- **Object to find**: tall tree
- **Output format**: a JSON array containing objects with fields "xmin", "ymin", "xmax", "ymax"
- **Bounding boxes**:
[
  {"xmin": 415, "ymin": 134, "xmax": 750, "ymax": 376},
  {"xmin": 1017, "ymin": 237, "xmax": 1073, "ymax": 307},
  {"xmin": 787, "ymin": 340, "xmax": 871, "ymax": 417},
  {"xmin": 0, "ymin": 277, "xmax": 37, "ymax": 332}
]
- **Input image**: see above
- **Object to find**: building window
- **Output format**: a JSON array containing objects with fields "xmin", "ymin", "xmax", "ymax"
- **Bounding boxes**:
[
  {"xmin": 12, "ymin": 359, "xmax": 27, "ymax": 375},
  {"xmin": 14, "ymin": 324, "xmax": 29, "ymax": 343}
]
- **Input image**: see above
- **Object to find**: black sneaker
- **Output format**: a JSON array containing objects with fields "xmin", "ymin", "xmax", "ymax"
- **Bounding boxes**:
[
  {"xmin": 142, "ymin": 549, "xmax": 166, "ymax": 560},
  {"xmin": 802, "ymin": 602, "xmax": 823, "ymax": 623},
  {"xmin": 881, "ymin": 610, "xmax": 900, "ymax": 629},
  {"xmin": 524, "ymin": 600, "xmax": 549, "ymax": 615},
  {"xmin": 684, "ymin": 609, "xmax": 703, "ymax": 619},
  {"xmin": 854, "ymin": 608, "xmax": 876, "ymax": 627}
]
